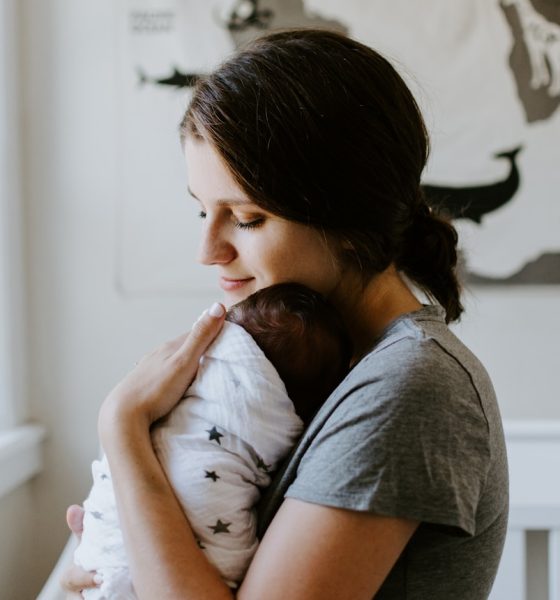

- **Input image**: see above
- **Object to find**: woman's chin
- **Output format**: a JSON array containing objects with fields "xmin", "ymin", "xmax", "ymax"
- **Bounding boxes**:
[{"xmin": 223, "ymin": 287, "xmax": 255, "ymax": 308}]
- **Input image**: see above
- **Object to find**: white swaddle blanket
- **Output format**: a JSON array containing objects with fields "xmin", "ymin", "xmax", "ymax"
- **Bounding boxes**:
[{"xmin": 74, "ymin": 321, "xmax": 304, "ymax": 599}]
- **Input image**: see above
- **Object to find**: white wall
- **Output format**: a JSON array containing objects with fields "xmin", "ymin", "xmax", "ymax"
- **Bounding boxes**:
[
  {"xmin": 15, "ymin": 1, "xmax": 215, "ymax": 596},
  {"xmin": 452, "ymin": 286, "xmax": 560, "ymax": 419},
  {"xmin": 2, "ymin": 1, "xmax": 558, "ymax": 598}
]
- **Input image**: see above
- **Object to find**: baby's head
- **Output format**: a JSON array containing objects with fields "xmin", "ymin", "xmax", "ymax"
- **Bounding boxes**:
[{"xmin": 226, "ymin": 283, "xmax": 352, "ymax": 425}]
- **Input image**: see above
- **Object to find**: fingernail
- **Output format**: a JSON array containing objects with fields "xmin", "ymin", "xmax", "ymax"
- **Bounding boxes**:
[
  {"xmin": 208, "ymin": 302, "xmax": 225, "ymax": 318},
  {"xmin": 93, "ymin": 573, "xmax": 104, "ymax": 585}
]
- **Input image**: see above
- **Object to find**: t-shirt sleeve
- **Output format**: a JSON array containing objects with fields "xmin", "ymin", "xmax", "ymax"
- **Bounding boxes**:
[{"xmin": 285, "ymin": 338, "xmax": 491, "ymax": 536}]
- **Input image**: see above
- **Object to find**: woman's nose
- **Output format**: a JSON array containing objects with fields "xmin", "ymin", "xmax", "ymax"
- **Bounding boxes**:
[{"xmin": 197, "ymin": 223, "xmax": 236, "ymax": 265}]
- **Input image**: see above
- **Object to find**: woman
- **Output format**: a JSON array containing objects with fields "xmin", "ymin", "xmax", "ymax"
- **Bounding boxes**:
[{"xmin": 63, "ymin": 29, "xmax": 508, "ymax": 599}]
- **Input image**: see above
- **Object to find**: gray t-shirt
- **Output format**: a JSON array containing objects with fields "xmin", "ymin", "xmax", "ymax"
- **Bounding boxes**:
[{"xmin": 257, "ymin": 305, "xmax": 508, "ymax": 599}]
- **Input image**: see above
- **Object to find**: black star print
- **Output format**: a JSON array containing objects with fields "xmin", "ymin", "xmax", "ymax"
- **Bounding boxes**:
[
  {"xmin": 100, "ymin": 474, "xmax": 109, "ymax": 480},
  {"xmin": 91, "ymin": 511, "xmax": 103, "ymax": 520},
  {"xmin": 205, "ymin": 470, "xmax": 220, "ymax": 482},
  {"xmin": 196, "ymin": 539, "xmax": 206, "ymax": 550},
  {"xmin": 256, "ymin": 456, "xmax": 272, "ymax": 472},
  {"xmin": 206, "ymin": 426, "xmax": 224, "ymax": 445},
  {"xmin": 208, "ymin": 519, "xmax": 231, "ymax": 534}
]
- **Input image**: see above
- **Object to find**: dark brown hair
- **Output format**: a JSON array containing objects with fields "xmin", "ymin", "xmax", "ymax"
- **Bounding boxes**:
[
  {"xmin": 226, "ymin": 283, "xmax": 352, "ymax": 425},
  {"xmin": 181, "ymin": 28, "xmax": 463, "ymax": 322}
]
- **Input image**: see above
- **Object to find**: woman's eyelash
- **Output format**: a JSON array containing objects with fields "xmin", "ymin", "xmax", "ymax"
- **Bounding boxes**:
[
  {"xmin": 234, "ymin": 218, "xmax": 264, "ymax": 230},
  {"xmin": 197, "ymin": 210, "xmax": 264, "ymax": 230}
]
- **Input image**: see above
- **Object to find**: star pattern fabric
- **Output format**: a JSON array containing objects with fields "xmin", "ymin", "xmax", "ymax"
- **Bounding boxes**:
[
  {"xmin": 206, "ymin": 426, "xmax": 224, "ymax": 445},
  {"xmin": 209, "ymin": 519, "xmax": 231, "ymax": 534},
  {"xmin": 205, "ymin": 470, "xmax": 220, "ymax": 482}
]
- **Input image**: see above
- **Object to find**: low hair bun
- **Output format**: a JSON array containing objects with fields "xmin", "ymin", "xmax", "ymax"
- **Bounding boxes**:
[{"xmin": 397, "ymin": 198, "xmax": 464, "ymax": 323}]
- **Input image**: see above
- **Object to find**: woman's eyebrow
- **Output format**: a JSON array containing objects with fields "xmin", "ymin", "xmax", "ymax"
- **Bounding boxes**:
[{"xmin": 187, "ymin": 187, "xmax": 254, "ymax": 207}]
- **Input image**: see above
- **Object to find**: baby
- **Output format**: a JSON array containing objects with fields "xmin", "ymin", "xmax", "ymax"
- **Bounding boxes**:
[{"xmin": 74, "ymin": 282, "xmax": 351, "ymax": 598}]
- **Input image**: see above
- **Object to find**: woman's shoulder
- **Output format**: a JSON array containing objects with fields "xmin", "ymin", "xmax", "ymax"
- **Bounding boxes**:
[
  {"xmin": 349, "ymin": 304, "xmax": 496, "ymax": 416},
  {"xmin": 361, "ymin": 304, "xmax": 479, "ymax": 372}
]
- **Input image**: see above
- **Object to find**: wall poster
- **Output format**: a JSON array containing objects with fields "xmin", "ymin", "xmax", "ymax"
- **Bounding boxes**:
[{"xmin": 117, "ymin": 0, "xmax": 560, "ymax": 295}]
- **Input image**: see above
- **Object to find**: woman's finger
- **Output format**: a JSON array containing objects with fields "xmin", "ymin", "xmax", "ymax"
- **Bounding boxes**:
[
  {"xmin": 63, "ymin": 506, "xmax": 101, "ymax": 597},
  {"xmin": 66, "ymin": 504, "xmax": 85, "ymax": 539},
  {"xmin": 177, "ymin": 303, "xmax": 226, "ymax": 367},
  {"xmin": 59, "ymin": 564, "xmax": 100, "ymax": 594}
]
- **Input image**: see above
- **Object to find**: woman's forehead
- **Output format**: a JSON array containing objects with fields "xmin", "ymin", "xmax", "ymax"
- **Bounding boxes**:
[{"xmin": 184, "ymin": 137, "xmax": 248, "ymax": 202}]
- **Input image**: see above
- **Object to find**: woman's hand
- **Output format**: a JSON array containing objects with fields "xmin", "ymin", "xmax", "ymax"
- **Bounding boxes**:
[
  {"xmin": 60, "ymin": 303, "xmax": 225, "ymax": 598},
  {"xmin": 60, "ymin": 505, "xmax": 101, "ymax": 598},
  {"xmin": 98, "ymin": 303, "xmax": 226, "ymax": 444}
]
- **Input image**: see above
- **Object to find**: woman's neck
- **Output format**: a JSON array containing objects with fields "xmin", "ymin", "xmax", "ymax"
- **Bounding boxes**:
[{"xmin": 332, "ymin": 266, "xmax": 423, "ymax": 366}]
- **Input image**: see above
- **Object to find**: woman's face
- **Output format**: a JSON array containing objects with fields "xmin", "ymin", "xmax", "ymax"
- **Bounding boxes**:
[{"xmin": 184, "ymin": 137, "xmax": 344, "ymax": 307}]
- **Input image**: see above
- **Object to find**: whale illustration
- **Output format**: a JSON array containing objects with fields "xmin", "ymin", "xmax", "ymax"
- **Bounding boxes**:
[
  {"xmin": 137, "ymin": 67, "xmax": 200, "ymax": 89},
  {"xmin": 422, "ymin": 146, "xmax": 522, "ymax": 223},
  {"xmin": 467, "ymin": 252, "xmax": 560, "ymax": 285}
]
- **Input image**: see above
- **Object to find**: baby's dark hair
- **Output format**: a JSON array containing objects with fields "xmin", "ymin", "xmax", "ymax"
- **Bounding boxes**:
[{"xmin": 226, "ymin": 283, "xmax": 352, "ymax": 425}]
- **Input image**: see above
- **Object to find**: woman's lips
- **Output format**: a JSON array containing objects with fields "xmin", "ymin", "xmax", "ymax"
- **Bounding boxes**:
[{"xmin": 219, "ymin": 277, "xmax": 254, "ymax": 292}]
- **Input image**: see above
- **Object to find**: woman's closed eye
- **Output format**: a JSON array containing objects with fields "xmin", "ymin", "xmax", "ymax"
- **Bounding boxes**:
[
  {"xmin": 233, "ymin": 216, "xmax": 265, "ymax": 230},
  {"xmin": 197, "ymin": 210, "xmax": 265, "ymax": 230}
]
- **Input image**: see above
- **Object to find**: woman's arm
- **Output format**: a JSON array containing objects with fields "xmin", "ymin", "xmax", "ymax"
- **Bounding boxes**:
[
  {"xmin": 101, "ymin": 410, "xmax": 233, "ymax": 600},
  {"xmin": 240, "ymin": 500, "xmax": 417, "ymax": 600},
  {"xmin": 104, "ymin": 415, "xmax": 417, "ymax": 600},
  {"xmin": 73, "ymin": 304, "xmax": 417, "ymax": 599},
  {"xmin": 103, "ymin": 413, "xmax": 417, "ymax": 600}
]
